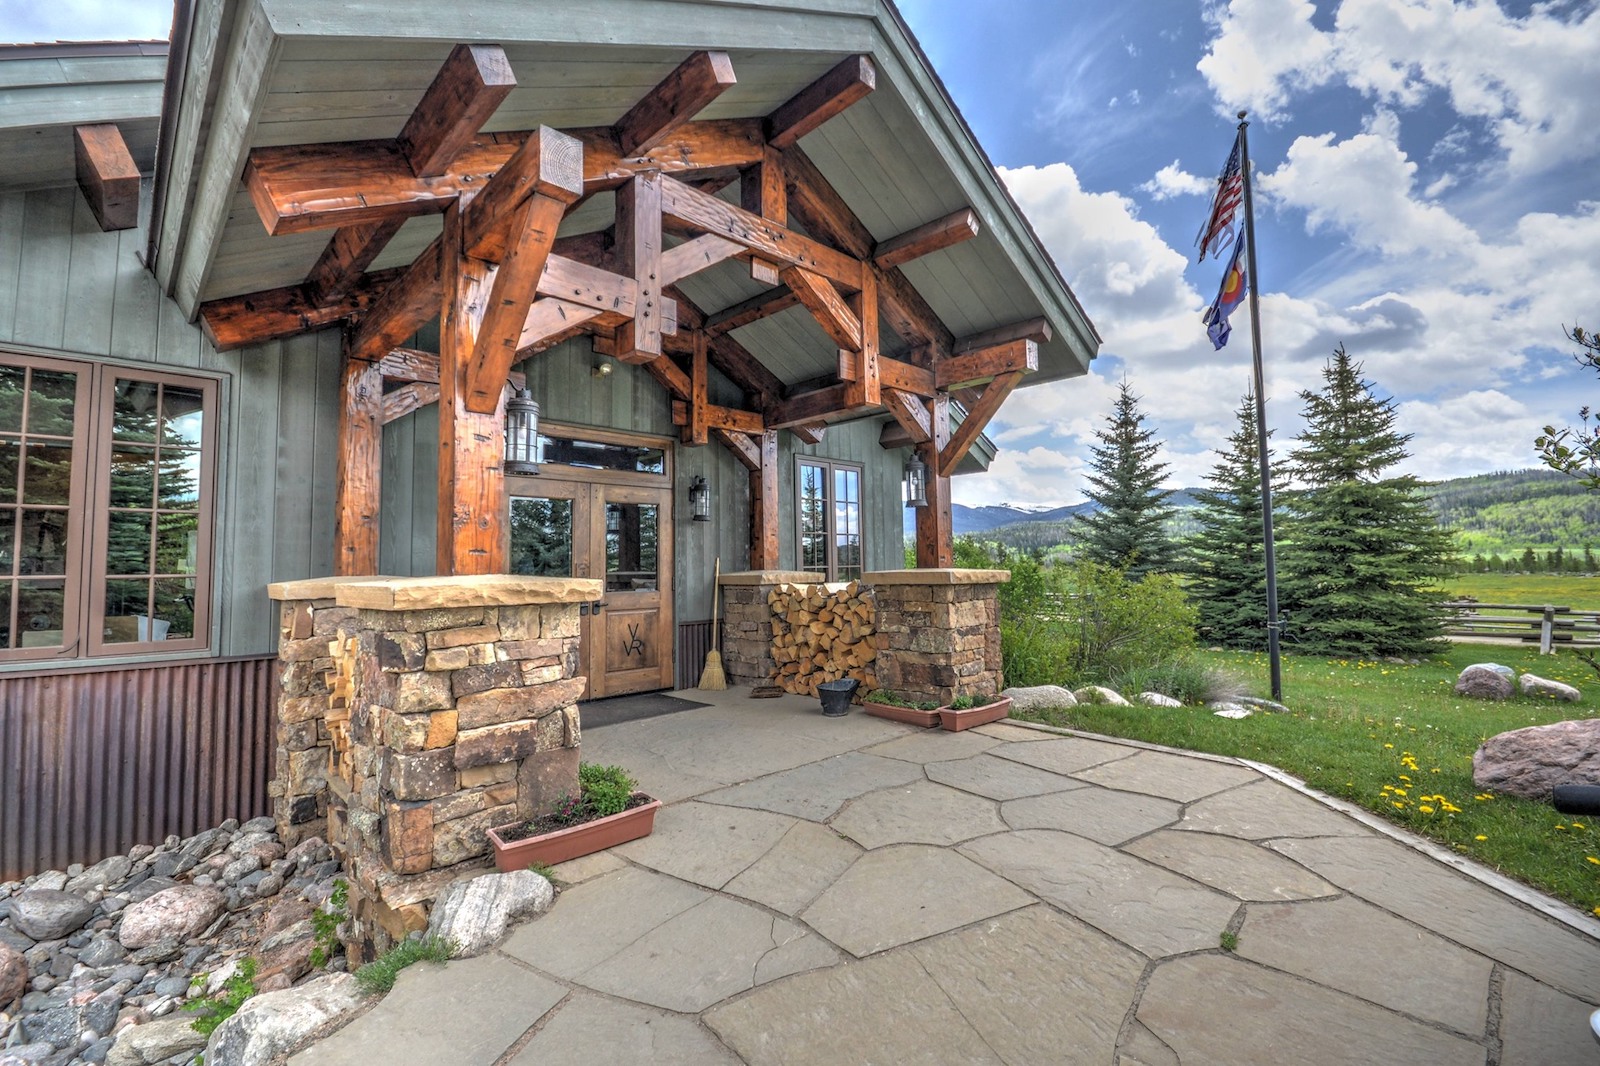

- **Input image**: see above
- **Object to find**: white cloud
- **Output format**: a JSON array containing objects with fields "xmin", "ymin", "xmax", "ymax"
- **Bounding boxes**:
[
  {"xmin": 1142, "ymin": 161, "xmax": 1212, "ymax": 201},
  {"xmin": 1196, "ymin": 0, "xmax": 1337, "ymax": 119}
]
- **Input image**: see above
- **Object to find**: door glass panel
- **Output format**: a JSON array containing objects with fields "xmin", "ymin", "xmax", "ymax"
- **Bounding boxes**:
[
  {"xmin": 106, "ymin": 511, "xmax": 152, "ymax": 575},
  {"xmin": 160, "ymin": 386, "xmax": 205, "ymax": 447},
  {"xmin": 18, "ymin": 510, "xmax": 69, "ymax": 575},
  {"xmin": 23, "ymin": 444, "xmax": 73, "ymax": 505},
  {"xmin": 0, "ymin": 366, "xmax": 24, "ymax": 433},
  {"xmin": 112, "ymin": 379, "xmax": 161, "ymax": 442},
  {"xmin": 110, "ymin": 446, "xmax": 156, "ymax": 507},
  {"xmin": 27, "ymin": 370, "xmax": 77, "ymax": 436},
  {"xmin": 606, "ymin": 502, "xmax": 658, "ymax": 592},
  {"xmin": 509, "ymin": 497, "xmax": 573, "ymax": 577}
]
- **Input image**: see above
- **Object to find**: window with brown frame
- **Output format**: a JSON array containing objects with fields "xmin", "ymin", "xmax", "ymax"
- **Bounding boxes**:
[
  {"xmin": 0, "ymin": 352, "xmax": 215, "ymax": 661},
  {"xmin": 796, "ymin": 457, "xmax": 863, "ymax": 583}
]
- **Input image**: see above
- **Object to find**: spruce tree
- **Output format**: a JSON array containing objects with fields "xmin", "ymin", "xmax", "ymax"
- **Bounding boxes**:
[
  {"xmin": 1280, "ymin": 346, "xmax": 1455, "ymax": 656},
  {"xmin": 1074, "ymin": 380, "xmax": 1177, "ymax": 578},
  {"xmin": 1186, "ymin": 392, "xmax": 1279, "ymax": 649}
]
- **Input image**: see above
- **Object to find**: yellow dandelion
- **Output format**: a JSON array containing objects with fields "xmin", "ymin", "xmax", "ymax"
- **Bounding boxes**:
[
  {"xmin": 1384, "ymin": 743, "xmax": 1394, "ymax": 749},
  {"xmin": 1574, "ymin": 823, "xmax": 1588, "ymax": 830},
  {"xmin": 1475, "ymin": 835, "xmax": 1488, "ymax": 841},
  {"xmin": 1587, "ymin": 857, "xmax": 1600, "ymax": 866},
  {"xmin": 1419, "ymin": 805, "xmax": 1435, "ymax": 813}
]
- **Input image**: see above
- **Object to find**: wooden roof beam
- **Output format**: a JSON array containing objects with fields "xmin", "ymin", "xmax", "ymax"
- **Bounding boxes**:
[
  {"xmin": 766, "ymin": 382, "xmax": 851, "ymax": 429},
  {"xmin": 940, "ymin": 370, "xmax": 1024, "ymax": 478},
  {"xmin": 882, "ymin": 387, "xmax": 931, "ymax": 445},
  {"xmin": 672, "ymin": 399, "xmax": 763, "ymax": 436},
  {"xmin": 713, "ymin": 428, "xmax": 762, "ymax": 471},
  {"xmin": 615, "ymin": 51, "xmax": 738, "ymax": 156},
  {"xmin": 782, "ymin": 266, "xmax": 860, "ymax": 351},
  {"xmin": 953, "ymin": 316, "xmax": 1052, "ymax": 355},
  {"xmin": 873, "ymin": 208, "xmax": 980, "ymax": 270},
  {"xmin": 791, "ymin": 424, "xmax": 827, "ymax": 445},
  {"xmin": 73, "ymin": 124, "xmax": 140, "ymax": 232},
  {"xmin": 244, "ymin": 120, "xmax": 765, "ymax": 237},
  {"xmin": 200, "ymin": 268, "xmax": 405, "ymax": 351},
  {"xmin": 766, "ymin": 55, "xmax": 876, "ymax": 150},
  {"xmin": 308, "ymin": 45, "xmax": 515, "ymax": 306},
  {"xmin": 705, "ymin": 286, "xmax": 800, "ymax": 335},
  {"xmin": 663, "ymin": 285, "xmax": 786, "ymax": 410},
  {"xmin": 465, "ymin": 195, "xmax": 570, "ymax": 413},
  {"xmin": 935, "ymin": 338, "xmax": 1039, "ymax": 392}
]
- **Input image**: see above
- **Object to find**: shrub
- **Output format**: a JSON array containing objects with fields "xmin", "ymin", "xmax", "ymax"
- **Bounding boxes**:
[
  {"xmin": 1111, "ymin": 657, "xmax": 1246, "ymax": 705},
  {"xmin": 309, "ymin": 878, "xmax": 348, "ymax": 968},
  {"xmin": 577, "ymin": 763, "xmax": 636, "ymax": 817},
  {"xmin": 186, "ymin": 958, "xmax": 258, "ymax": 1036}
]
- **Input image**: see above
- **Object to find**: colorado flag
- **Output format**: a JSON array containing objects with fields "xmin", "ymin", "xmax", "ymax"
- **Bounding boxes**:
[{"xmin": 1202, "ymin": 236, "xmax": 1248, "ymax": 350}]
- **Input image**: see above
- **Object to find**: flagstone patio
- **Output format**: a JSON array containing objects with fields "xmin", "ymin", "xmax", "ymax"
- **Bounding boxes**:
[{"xmin": 291, "ymin": 691, "xmax": 1600, "ymax": 1065}]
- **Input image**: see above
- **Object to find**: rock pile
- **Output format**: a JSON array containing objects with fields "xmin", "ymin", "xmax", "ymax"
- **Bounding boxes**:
[{"xmin": 0, "ymin": 818, "xmax": 345, "ymax": 1066}]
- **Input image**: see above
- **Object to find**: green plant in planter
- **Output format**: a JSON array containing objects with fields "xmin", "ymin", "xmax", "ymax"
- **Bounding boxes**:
[
  {"xmin": 946, "ymin": 695, "xmax": 977, "ymax": 710},
  {"xmin": 864, "ymin": 689, "xmax": 939, "ymax": 711},
  {"xmin": 545, "ymin": 763, "xmax": 638, "ymax": 828}
]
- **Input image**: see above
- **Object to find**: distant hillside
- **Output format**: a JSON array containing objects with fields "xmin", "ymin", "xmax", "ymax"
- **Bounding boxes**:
[{"xmin": 908, "ymin": 470, "xmax": 1595, "ymax": 557}]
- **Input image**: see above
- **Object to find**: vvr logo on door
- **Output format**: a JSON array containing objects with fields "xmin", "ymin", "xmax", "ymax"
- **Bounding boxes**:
[{"xmin": 621, "ymin": 623, "xmax": 647, "ymax": 659}]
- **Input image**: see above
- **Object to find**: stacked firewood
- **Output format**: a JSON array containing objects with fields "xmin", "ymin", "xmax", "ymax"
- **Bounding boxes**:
[{"xmin": 768, "ymin": 581, "xmax": 878, "ymax": 696}]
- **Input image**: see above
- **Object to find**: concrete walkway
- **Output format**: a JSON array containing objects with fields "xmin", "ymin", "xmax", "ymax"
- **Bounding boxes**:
[{"xmin": 293, "ymin": 691, "xmax": 1600, "ymax": 1065}]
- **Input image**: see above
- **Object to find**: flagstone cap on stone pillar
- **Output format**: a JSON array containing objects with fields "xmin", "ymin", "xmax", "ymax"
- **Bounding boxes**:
[
  {"xmin": 329, "ymin": 575, "xmax": 603, "ymax": 610},
  {"xmin": 267, "ymin": 576, "xmax": 398, "ymax": 601},
  {"xmin": 862, "ymin": 568, "xmax": 1011, "ymax": 585},
  {"xmin": 718, "ymin": 570, "xmax": 819, "ymax": 585}
]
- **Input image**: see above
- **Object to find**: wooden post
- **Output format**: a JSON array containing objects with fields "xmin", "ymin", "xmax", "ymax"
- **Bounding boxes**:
[
  {"xmin": 1541, "ymin": 606, "xmax": 1555, "ymax": 655},
  {"xmin": 750, "ymin": 429, "xmax": 779, "ymax": 569},
  {"xmin": 437, "ymin": 204, "xmax": 507, "ymax": 575},
  {"xmin": 915, "ymin": 395, "xmax": 952, "ymax": 568},
  {"xmin": 333, "ymin": 350, "xmax": 384, "ymax": 575}
]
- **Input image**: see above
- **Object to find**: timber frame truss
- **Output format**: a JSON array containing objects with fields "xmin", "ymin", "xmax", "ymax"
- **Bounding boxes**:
[{"xmin": 199, "ymin": 45, "xmax": 1050, "ymax": 575}]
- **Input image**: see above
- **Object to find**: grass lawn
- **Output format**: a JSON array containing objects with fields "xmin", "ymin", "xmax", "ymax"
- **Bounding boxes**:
[
  {"xmin": 1443, "ymin": 572, "xmax": 1600, "ymax": 611},
  {"xmin": 1012, "ymin": 642, "xmax": 1600, "ymax": 915}
]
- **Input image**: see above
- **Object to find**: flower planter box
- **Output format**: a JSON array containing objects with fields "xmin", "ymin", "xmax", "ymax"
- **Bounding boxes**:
[
  {"xmin": 937, "ymin": 696, "xmax": 1013, "ymax": 732},
  {"xmin": 487, "ymin": 796, "xmax": 661, "ymax": 871},
  {"xmin": 862, "ymin": 700, "xmax": 941, "ymax": 728}
]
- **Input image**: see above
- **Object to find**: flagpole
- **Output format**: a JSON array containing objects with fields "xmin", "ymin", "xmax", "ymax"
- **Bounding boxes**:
[{"xmin": 1236, "ymin": 110, "xmax": 1284, "ymax": 702}]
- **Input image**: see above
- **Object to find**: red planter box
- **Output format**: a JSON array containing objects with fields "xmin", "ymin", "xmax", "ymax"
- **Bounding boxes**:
[
  {"xmin": 937, "ymin": 696, "xmax": 1013, "ymax": 732},
  {"xmin": 862, "ymin": 700, "xmax": 941, "ymax": 728},
  {"xmin": 487, "ymin": 796, "xmax": 662, "ymax": 871}
]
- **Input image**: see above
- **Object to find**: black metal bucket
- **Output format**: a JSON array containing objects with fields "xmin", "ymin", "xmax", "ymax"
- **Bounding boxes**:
[{"xmin": 818, "ymin": 678, "xmax": 859, "ymax": 717}]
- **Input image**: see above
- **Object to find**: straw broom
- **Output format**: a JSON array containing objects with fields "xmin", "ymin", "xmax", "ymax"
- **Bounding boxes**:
[{"xmin": 698, "ymin": 556, "xmax": 727, "ymax": 689}]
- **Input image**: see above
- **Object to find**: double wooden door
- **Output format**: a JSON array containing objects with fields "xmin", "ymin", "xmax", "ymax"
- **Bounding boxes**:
[{"xmin": 507, "ymin": 473, "xmax": 673, "ymax": 699}]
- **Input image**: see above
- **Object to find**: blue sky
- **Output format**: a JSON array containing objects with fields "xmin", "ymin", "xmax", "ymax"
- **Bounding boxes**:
[{"xmin": 6, "ymin": 0, "xmax": 1599, "ymax": 508}]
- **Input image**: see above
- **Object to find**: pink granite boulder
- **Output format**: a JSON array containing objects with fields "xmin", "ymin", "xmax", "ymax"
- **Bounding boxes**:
[{"xmin": 1473, "ymin": 718, "xmax": 1600, "ymax": 800}]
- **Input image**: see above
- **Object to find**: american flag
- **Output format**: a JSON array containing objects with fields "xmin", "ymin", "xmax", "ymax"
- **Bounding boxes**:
[{"xmin": 1195, "ymin": 133, "xmax": 1244, "ymax": 263}]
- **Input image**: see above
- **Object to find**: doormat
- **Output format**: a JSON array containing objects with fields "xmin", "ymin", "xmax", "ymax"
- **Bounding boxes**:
[{"xmin": 580, "ymin": 692, "xmax": 709, "ymax": 729}]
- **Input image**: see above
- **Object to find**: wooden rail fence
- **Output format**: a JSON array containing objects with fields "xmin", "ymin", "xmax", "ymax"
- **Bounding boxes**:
[{"xmin": 1440, "ymin": 602, "xmax": 1600, "ymax": 653}]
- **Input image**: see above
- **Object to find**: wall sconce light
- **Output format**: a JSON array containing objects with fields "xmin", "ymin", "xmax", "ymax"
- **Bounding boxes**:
[
  {"xmin": 688, "ymin": 475, "xmax": 711, "ymax": 522},
  {"xmin": 903, "ymin": 452, "xmax": 929, "ymax": 508},
  {"xmin": 504, "ymin": 388, "xmax": 541, "ymax": 476},
  {"xmin": 592, "ymin": 361, "xmax": 614, "ymax": 378}
]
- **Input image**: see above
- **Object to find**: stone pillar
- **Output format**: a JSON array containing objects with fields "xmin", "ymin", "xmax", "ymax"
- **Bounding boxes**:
[
  {"xmin": 865, "ymin": 569, "xmax": 1009, "ymax": 706},
  {"xmin": 266, "ymin": 578, "xmax": 374, "ymax": 848},
  {"xmin": 272, "ymin": 574, "xmax": 599, "ymax": 959},
  {"xmin": 717, "ymin": 571, "xmax": 819, "ymax": 687}
]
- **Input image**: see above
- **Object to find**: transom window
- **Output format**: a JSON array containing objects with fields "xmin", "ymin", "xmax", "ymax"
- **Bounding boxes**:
[
  {"xmin": 0, "ymin": 352, "xmax": 215, "ymax": 661},
  {"xmin": 796, "ymin": 458, "xmax": 863, "ymax": 582}
]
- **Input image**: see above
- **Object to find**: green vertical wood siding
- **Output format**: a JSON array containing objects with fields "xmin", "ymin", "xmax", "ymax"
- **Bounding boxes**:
[{"xmin": 0, "ymin": 184, "xmax": 342, "ymax": 660}]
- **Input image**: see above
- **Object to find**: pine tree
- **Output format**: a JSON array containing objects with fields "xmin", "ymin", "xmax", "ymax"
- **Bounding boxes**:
[
  {"xmin": 1280, "ymin": 346, "xmax": 1455, "ymax": 657},
  {"xmin": 1074, "ymin": 380, "xmax": 1178, "ymax": 578},
  {"xmin": 1186, "ymin": 392, "xmax": 1283, "ymax": 649}
]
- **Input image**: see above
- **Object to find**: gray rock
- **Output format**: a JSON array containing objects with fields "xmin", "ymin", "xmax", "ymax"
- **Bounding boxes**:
[
  {"xmin": 1000, "ymin": 685, "xmax": 1077, "ymax": 711},
  {"xmin": 219, "ymin": 857, "xmax": 260, "ymax": 887},
  {"xmin": 65, "ymin": 857, "xmax": 133, "ymax": 896},
  {"xmin": 1474, "ymin": 718, "xmax": 1600, "ymax": 800},
  {"xmin": 202, "ymin": 972, "xmax": 365, "ymax": 1066},
  {"xmin": 83, "ymin": 988, "xmax": 122, "ymax": 1036},
  {"xmin": 1455, "ymin": 664, "xmax": 1514, "ymax": 700},
  {"xmin": 151, "ymin": 977, "xmax": 189, "ymax": 999},
  {"xmin": 104, "ymin": 1015, "xmax": 207, "ymax": 1066},
  {"xmin": 1072, "ymin": 685, "xmax": 1130, "ymax": 706},
  {"xmin": 30, "ymin": 873, "xmax": 68, "ymax": 892},
  {"xmin": 1136, "ymin": 692, "xmax": 1183, "ymax": 707},
  {"xmin": 108, "ymin": 965, "xmax": 147, "ymax": 985},
  {"xmin": 121, "ymin": 878, "xmax": 178, "ymax": 906},
  {"xmin": 79, "ymin": 938, "xmax": 128, "ymax": 969},
  {"xmin": 1210, "ymin": 702, "xmax": 1253, "ymax": 719},
  {"xmin": 0, "ymin": 940, "xmax": 27, "ymax": 1005},
  {"xmin": 0, "ymin": 1043, "xmax": 55, "ymax": 1065},
  {"xmin": 1519, "ymin": 673, "xmax": 1581, "ymax": 702},
  {"xmin": 248, "ymin": 873, "xmax": 283, "ymax": 900},
  {"xmin": 17, "ymin": 1003, "xmax": 80, "ymax": 1048},
  {"xmin": 427, "ymin": 870, "xmax": 554, "ymax": 958},
  {"xmin": 81, "ymin": 1035, "xmax": 115, "ymax": 1063},
  {"xmin": 118, "ymin": 887, "xmax": 225, "ymax": 951},
  {"xmin": 240, "ymin": 817, "xmax": 275, "ymax": 835},
  {"xmin": 11, "ymin": 891, "xmax": 95, "ymax": 942}
]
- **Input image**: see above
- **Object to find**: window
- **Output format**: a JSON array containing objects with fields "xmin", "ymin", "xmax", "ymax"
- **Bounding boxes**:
[
  {"xmin": 796, "ymin": 458, "xmax": 863, "ymax": 582},
  {"xmin": 0, "ymin": 352, "xmax": 215, "ymax": 661}
]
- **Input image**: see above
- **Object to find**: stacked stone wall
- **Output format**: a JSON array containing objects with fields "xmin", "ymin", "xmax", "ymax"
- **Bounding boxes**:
[
  {"xmin": 269, "ymin": 596, "xmax": 353, "ymax": 848},
  {"xmin": 718, "ymin": 571, "xmax": 816, "ymax": 688}
]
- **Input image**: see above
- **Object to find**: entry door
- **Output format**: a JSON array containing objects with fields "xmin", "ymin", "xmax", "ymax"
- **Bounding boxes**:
[{"xmin": 507, "ymin": 476, "xmax": 673, "ymax": 699}]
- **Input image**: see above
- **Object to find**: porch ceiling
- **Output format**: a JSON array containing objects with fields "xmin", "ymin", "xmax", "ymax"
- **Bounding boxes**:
[{"xmin": 160, "ymin": 0, "xmax": 1099, "ymax": 394}]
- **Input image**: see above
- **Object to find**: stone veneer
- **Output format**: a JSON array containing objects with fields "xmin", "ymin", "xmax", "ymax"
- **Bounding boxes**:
[
  {"xmin": 268, "ymin": 574, "xmax": 600, "ymax": 959},
  {"xmin": 718, "ymin": 571, "xmax": 818, "ymax": 688},
  {"xmin": 719, "ymin": 568, "xmax": 1009, "ymax": 706}
]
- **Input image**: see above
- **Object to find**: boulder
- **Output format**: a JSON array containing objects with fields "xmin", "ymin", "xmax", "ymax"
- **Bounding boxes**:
[
  {"xmin": 1072, "ymin": 686, "xmax": 1130, "ymax": 706},
  {"xmin": 1519, "ymin": 673, "xmax": 1581, "ymax": 702},
  {"xmin": 1000, "ymin": 685, "xmax": 1076, "ymax": 712},
  {"xmin": 1135, "ymin": 692, "xmax": 1182, "ymax": 708},
  {"xmin": 1473, "ymin": 718, "xmax": 1600, "ymax": 800},
  {"xmin": 203, "ymin": 972, "xmax": 366, "ymax": 1066},
  {"xmin": 254, "ymin": 918, "xmax": 316, "ymax": 984},
  {"xmin": 118, "ymin": 886, "xmax": 225, "ymax": 950},
  {"xmin": 427, "ymin": 870, "xmax": 554, "ymax": 958},
  {"xmin": 1455, "ymin": 664, "xmax": 1514, "ymax": 700},
  {"xmin": 0, "ymin": 940, "xmax": 27, "ymax": 1005},
  {"xmin": 104, "ymin": 1015, "xmax": 208, "ymax": 1066},
  {"xmin": 11, "ymin": 890, "xmax": 95, "ymax": 941},
  {"xmin": 64, "ymin": 856, "xmax": 132, "ymax": 896},
  {"xmin": 1210, "ymin": 702, "xmax": 1253, "ymax": 719}
]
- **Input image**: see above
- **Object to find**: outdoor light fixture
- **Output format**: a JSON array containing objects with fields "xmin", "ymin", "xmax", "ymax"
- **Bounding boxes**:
[
  {"xmin": 688, "ymin": 475, "xmax": 711, "ymax": 522},
  {"xmin": 592, "ymin": 361, "xmax": 614, "ymax": 378},
  {"xmin": 903, "ymin": 452, "xmax": 929, "ymax": 508},
  {"xmin": 504, "ymin": 387, "xmax": 541, "ymax": 475}
]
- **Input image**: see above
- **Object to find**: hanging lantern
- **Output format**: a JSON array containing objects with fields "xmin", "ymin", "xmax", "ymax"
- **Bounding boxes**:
[
  {"xmin": 903, "ymin": 452, "xmax": 929, "ymax": 508},
  {"xmin": 504, "ymin": 388, "xmax": 541, "ymax": 476},
  {"xmin": 688, "ymin": 475, "xmax": 711, "ymax": 522}
]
